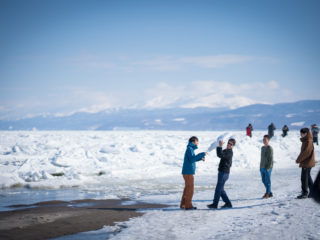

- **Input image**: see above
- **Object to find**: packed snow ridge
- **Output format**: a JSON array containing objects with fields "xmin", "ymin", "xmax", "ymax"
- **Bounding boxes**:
[{"xmin": 1, "ymin": 131, "xmax": 318, "ymax": 191}]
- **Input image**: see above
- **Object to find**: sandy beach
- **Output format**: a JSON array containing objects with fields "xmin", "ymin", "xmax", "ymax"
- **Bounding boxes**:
[{"xmin": 0, "ymin": 199, "xmax": 167, "ymax": 240}]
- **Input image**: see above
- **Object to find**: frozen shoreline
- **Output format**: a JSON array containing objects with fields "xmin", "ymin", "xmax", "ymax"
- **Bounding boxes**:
[
  {"xmin": 0, "ymin": 199, "xmax": 167, "ymax": 240},
  {"xmin": 2, "ymin": 167, "xmax": 315, "ymax": 240},
  {"xmin": 1, "ymin": 131, "xmax": 319, "ymax": 239}
]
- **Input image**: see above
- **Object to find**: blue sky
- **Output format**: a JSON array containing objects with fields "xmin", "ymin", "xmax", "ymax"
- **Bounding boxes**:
[{"xmin": 0, "ymin": 0, "xmax": 319, "ymax": 119}]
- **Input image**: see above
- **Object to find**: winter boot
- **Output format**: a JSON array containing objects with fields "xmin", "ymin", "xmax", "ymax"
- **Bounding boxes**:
[
  {"xmin": 297, "ymin": 194, "xmax": 308, "ymax": 199},
  {"xmin": 185, "ymin": 207, "xmax": 197, "ymax": 210},
  {"xmin": 221, "ymin": 203, "xmax": 233, "ymax": 209},
  {"xmin": 207, "ymin": 203, "xmax": 218, "ymax": 209}
]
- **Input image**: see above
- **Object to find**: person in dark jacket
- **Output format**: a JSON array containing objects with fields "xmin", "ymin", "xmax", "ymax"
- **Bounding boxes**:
[
  {"xmin": 311, "ymin": 171, "xmax": 320, "ymax": 204},
  {"xmin": 282, "ymin": 125, "xmax": 289, "ymax": 137},
  {"xmin": 246, "ymin": 124, "xmax": 253, "ymax": 138},
  {"xmin": 207, "ymin": 138, "xmax": 236, "ymax": 209},
  {"xmin": 268, "ymin": 123, "xmax": 276, "ymax": 138},
  {"xmin": 311, "ymin": 124, "xmax": 319, "ymax": 145},
  {"xmin": 180, "ymin": 136, "xmax": 206, "ymax": 210},
  {"xmin": 296, "ymin": 128, "xmax": 315, "ymax": 199},
  {"xmin": 310, "ymin": 170, "xmax": 320, "ymax": 204},
  {"xmin": 260, "ymin": 135, "xmax": 274, "ymax": 198}
]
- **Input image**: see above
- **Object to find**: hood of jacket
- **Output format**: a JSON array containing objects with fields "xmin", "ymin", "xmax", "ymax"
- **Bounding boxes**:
[
  {"xmin": 300, "ymin": 131, "xmax": 313, "ymax": 142},
  {"xmin": 188, "ymin": 142, "xmax": 198, "ymax": 150}
]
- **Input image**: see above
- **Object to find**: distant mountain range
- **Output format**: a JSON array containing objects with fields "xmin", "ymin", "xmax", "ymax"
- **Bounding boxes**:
[{"xmin": 0, "ymin": 100, "xmax": 319, "ymax": 130}]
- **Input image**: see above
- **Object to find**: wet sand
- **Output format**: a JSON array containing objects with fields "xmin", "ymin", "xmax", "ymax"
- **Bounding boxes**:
[{"xmin": 0, "ymin": 199, "xmax": 168, "ymax": 240}]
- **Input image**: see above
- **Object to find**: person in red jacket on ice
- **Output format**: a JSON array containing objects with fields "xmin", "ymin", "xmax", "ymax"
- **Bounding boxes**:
[{"xmin": 246, "ymin": 124, "xmax": 253, "ymax": 138}]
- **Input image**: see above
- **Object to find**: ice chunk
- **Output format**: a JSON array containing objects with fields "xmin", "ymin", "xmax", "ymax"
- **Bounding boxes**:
[{"xmin": 207, "ymin": 132, "xmax": 230, "ymax": 152}]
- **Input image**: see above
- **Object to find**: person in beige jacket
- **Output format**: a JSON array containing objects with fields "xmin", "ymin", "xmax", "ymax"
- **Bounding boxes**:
[{"xmin": 296, "ymin": 128, "xmax": 315, "ymax": 199}]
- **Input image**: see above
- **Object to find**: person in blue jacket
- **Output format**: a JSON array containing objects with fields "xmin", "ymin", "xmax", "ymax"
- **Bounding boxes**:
[{"xmin": 180, "ymin": 136, "xmax": 207, "ymax": 210}]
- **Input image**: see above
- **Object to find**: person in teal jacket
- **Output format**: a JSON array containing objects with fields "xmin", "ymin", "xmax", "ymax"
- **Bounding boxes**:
[{"xmin": 180, "ymin": 136, "xmax": 206, "ymax": 210}]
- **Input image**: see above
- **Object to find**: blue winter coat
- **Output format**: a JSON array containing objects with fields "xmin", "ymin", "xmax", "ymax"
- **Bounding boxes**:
[{"xmin": 182, "ymin": 142, "xmax": 206, "ymax": 175}]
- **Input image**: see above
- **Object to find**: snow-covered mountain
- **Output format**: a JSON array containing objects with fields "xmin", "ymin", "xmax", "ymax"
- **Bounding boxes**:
[{"xmin": 0, "ymin": 100, "xmax": 319, "ymax": 130}]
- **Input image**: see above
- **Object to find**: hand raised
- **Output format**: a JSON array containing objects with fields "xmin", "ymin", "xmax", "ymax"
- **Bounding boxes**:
[{"xmin": 219, "ymin": 140, "xmax": 224, "ymax": 147}]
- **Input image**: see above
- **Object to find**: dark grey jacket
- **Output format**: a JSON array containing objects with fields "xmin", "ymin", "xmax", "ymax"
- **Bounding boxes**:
[
  {"xmin": 260, "ymin": 145, "xmax": 273, "ymax": 169},
  {"xmin": 268, "ymin": 124, "xmax": 276, "ymax": 137},
  {"xmin": 312, "ymin": 127, "xmax": 319, "ymax": 137}
]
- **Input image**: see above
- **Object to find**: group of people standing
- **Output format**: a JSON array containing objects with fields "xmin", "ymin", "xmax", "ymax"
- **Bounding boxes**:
[
  {"xmin": 180, "ymin": 136, "xmax": 235, "ymax": 210},
  {"xmin": 246, "ymin": 123, "xmax": 277, "ymax": 138},
  {"xmin": 246, "ymin": 123, "xmax": 319, "ymax": 144},
  {"xmin": 180, "ymin": 125, "xmax": 320, "ymax": 210},
  {"xmin": 246, "ymin": 123, "xmax": 285, "ymax": 138},
  {"xmin": 260, "ymin": 127, "xmax": 319, "ymax": 200}
]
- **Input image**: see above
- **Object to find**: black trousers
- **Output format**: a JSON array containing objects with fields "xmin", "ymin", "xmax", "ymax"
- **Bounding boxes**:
[
  {"xmin": 313, "ymin": 137, "xmax": 318, "ymax": 145},
  {"xmin": 301, "ymin": 168, "xmax": 313, "ymax": 195}
]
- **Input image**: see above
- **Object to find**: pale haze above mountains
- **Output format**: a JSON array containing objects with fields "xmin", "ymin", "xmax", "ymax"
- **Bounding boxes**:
[{"xmin": 0, "ymin": 100, "xmax": 319, "ymax": 131}]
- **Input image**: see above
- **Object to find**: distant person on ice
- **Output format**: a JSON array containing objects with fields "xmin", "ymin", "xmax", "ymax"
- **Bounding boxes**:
[
  {"xmin": 282, "ymin": 125, "xmax": 289, "ymax": 137},
  {"xmin": 296, "ymin": 128, "xmax": 315, "ymax": 199},
  {"xmin": 180, "ymin": 136, "xmax": 206, "ymax": 210},
  {"xmin": 311, "ymin": 124, "xmax": 319, "ymax": 145},
  {"xmin": 207, "ymin": 138, "xmax": 236, "ymax": 209},
  {"xmin": 260, "ymin": 135, "xmax": 274, "ymax": 198},
  {"xmin": 268, "ymin": 123, "xmax": 276, "ymax": 138},
  {"xmin": 246, "ymin": 124, "xmax": 253, "ymax": 138}
]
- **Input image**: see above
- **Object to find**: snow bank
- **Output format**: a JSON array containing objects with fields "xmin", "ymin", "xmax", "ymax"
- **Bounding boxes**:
[{"xmin": 0, "ymin": 131, "xmax": 317, "ymax": 190}]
